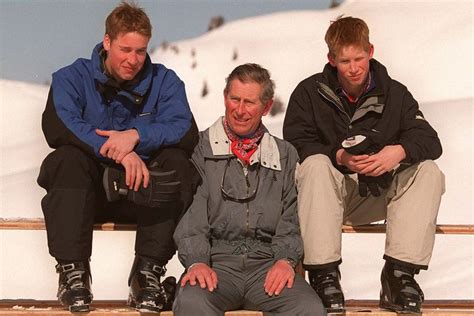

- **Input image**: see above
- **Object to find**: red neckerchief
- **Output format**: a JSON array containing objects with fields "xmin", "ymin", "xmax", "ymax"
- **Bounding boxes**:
[{"xmin": 223, "ymin": 119, "xmax": 265, "ymax": 165}]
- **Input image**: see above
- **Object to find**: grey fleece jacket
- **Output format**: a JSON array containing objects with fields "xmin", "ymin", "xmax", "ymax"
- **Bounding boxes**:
[{"xmin": 174, "ymin": 117, "xmax": 302, "ymax": 269}]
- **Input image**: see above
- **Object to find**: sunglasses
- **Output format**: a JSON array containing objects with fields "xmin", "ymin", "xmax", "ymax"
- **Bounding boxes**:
[{"xmin": 220, "ymin": 158, "xmax": 260, "ymax": 203}]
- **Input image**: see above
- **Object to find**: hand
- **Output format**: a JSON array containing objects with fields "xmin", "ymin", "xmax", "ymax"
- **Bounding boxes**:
[
  {"xmin": 180, "ymin": 263, "xmax": 218, "ymax": 292},
  {"xmin": 337, "ymin": 149, "xmax": 371, "ymax": 173},
  {"xmin": 264, "ymin": 259, "xmax": 295, "ymax": 296},
  {"xmin": 97, "ymin": 129, "xmax": 140, "ymax": 163},
  {"xmin": 357, "ymin": 145, "xmax": 406, "ymax": 176},
  {"xmin": 120, "ymin": 152, "xmax": 150, "ymax": 191}
]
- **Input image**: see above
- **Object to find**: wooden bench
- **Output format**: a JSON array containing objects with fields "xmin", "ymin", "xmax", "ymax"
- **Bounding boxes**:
[
  {"xmin": 2, "ymin": 218, "xmax": 472, "ymax": 315},
  {"xmin": 0, "ymin": 299, "xmax": 473, "ymax": 315},
  {"xmin": 1, "ymin": 218, "xmax": 473, "ymax": 234}
]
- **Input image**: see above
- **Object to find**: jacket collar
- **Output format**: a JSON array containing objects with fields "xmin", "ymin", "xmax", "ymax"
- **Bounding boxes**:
[
  {"xmin": 91, "ymin": 42, "xmax": 153, "ymax": 104},
  {"xmin": 207, "ymin": 117, "xmax": 281, "ymax": 171}
]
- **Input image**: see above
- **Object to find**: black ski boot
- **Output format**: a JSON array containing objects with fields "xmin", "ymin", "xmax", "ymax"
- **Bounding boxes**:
[
  {"xmin": 380, "ymin": 261, "xmax": 424, "ymax": 313},
  {"xmin": 56, "ymin": 261, "xmax": 93, "ymax": 313},
  {"xmin": 128, "ymin": 256, "xmax": 176, "ymax": 313},
  {"xmin": 308, "ymin": 267, "xmax": 345, "ymax": 313}
]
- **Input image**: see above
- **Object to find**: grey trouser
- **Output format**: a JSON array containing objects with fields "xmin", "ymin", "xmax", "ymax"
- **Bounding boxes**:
[
  {"xmin": 296, "ymin": 154, "xmax": 445, "ymax": 268},
  {"xmin": 173, "ymin": 252, "xmax": 326, "ymax": 316}
]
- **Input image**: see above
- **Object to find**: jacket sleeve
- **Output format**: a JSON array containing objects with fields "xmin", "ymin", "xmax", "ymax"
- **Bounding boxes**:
[
  {"xmin": 134, "ymin": 71, "xmax": 192, "ymax": 155},
  {"xmin": 283, "ymin": 82, "xmax": 337, "ymax": 165},
  {"xmin": 173, "ymin": 135, "xmax": 211, "ymax": 269},
  {"xmin": 398, "ymin": 89, "xmax": 442, "ymax": 163},
  {"xmin": 270, "ymin": 144, "xmax": 303, "ymax": 264},
  {"xmin": 42, "ymin": 72, "xmax": 107, "ymax": 158}
]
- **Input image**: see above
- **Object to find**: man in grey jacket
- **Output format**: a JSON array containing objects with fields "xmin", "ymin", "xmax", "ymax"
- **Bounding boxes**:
[{"xmin": 173, "ymin": 64, "xmax": 325, "ymax": 315}]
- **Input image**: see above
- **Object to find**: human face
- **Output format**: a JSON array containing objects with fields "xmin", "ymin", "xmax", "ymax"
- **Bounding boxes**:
[
  {"xmin": 328, "ymin": 44, "xmax": 374, "ymax": 96},
  {"xmin": 224, "ymin": 79, "xmax": 273, "ymax": 137},
  {"xmin": 103, "ymin": 32, "xmax": 149, "ymax": 83}
]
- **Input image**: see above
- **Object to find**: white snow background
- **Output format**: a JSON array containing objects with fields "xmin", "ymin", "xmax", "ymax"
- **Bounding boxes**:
[{"xmin": 1, "ymin": 0, "xmax": 472, "ymax": 300}]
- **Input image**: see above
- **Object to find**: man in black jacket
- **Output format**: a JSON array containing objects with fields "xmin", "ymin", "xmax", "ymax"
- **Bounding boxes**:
[{"xmin": 283, "ymin": 16, "xmax": 444, "ymax": 313}]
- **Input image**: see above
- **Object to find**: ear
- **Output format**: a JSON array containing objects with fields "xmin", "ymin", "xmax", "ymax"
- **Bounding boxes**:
[
  {"xmin": 327, "ymin": 52, "xmax": 336, "ymax": 67},
  {"xmin": 368, "ymin": 44, "xmax": 374, "ymax": 59},
  {"xmin": 103, "ymin": 34, "xmax": 111, "ymax": 51},
  {"xmin": 262, "ymin": 99, "xmax": 273, "ymax": 116}
]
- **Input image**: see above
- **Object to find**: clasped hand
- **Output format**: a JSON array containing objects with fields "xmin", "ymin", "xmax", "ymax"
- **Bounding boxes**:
[
  {"xmin": 97, "ymin": 129, "xmax": 140, "ymax": 163},
  {"xmin": 97, "ymin": 129, "xmax": 148, "ymax": 191},
  {"xmin": 338, "ymin": 145, "xmax": 405, "ymax": 176}
]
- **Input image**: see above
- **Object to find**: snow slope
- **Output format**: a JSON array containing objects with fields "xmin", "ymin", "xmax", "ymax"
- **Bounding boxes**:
[{"xmin": 1, "ymin": 0, "xmax": 472, "ymax": 301}]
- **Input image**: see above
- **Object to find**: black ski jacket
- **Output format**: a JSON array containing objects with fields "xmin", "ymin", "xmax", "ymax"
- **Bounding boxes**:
[{"xmin": 283, "ymin": 59, "xmax": 442, "ymax": 173}]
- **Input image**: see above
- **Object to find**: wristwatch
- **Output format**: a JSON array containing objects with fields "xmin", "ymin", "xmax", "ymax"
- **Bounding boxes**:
[{"xmin": 284, "ymin": 258, "xmax": 298, "ymax": 269}]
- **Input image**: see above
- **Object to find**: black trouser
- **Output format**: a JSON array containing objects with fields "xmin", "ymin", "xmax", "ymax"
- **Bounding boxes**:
[{"xmin": 37, "ymin": 145, "xmax": 199, "ymax": 265}]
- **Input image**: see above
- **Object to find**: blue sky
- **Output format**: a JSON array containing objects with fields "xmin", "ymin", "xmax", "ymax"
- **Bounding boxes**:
[{"xmin": 0, "ymin": 0, "xmax": 337, "ymax": 84}]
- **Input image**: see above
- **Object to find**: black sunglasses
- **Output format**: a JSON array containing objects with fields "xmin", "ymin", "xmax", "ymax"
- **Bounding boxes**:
[{"xmin": 220, "ymin": 158, "xmax": 260, "ymax": 203}]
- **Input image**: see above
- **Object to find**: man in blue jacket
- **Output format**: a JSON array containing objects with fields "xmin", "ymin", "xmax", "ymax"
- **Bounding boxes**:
[{"xmin": 37, "ymin": 2, "xmax": 198, "ymax": 313}]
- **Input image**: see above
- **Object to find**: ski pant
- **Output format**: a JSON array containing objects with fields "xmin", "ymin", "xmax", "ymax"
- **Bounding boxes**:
[
  {"xmin": 37, "ymin": 145, "xmax": 199, "ymax": 264},
  {"xmin": 173, "ymin": 251, "xmax": 325, "ymax": 316},
  {"xmin": 296, "ymin": 154, "xmax": 445, "ymax": 270}
]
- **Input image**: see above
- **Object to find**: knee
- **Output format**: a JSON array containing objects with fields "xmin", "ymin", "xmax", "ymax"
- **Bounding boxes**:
[
  {"xmin": 418, "ymin": 160, "xmax": 443, "ymax": 178},
  {"xmin": 38, "ymin": 146, "xmax": 98, "ymax": 189},
  {"xmin": 173, "ymin": 285, "xmax": 217, "ymax": 315},
  {"xmin": 297, "ymin": 154, "xmax": 338, "ymax": 187},
  {"xmin": 150, "ymin": 148, "xmax": 193, "ymax": 173},
  {"xmin": 417, "ymin": 160, "xmax": 445, "ymax": 189},
  {"xmin": 300, "ymin": 154, "xmax": 334, "ymax": 175},
  {"xmin": 42, "ymin": 145, "xmax": 93, "ymax": 171}
]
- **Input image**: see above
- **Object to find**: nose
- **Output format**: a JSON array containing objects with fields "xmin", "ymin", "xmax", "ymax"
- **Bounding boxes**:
[
  {"xmin": 349, "ymin": 61, "xmax": 357, "ymax": 73},
  {"xmin": 128, "ymin": 53, "xmax": 139, "ymax": 66},
  {"xmin": 236, "ymin": 101, "xmax": 246, "ymax": 115}
]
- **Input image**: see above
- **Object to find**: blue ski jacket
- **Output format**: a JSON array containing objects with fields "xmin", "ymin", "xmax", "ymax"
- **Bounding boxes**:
[{"xmin": 42, "ymin": 43, "xmax": 193, "ymax": 160}]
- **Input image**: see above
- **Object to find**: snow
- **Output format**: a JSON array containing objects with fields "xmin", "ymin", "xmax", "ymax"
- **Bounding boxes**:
[{"xmin": 1, "ymin": 0, "xmax": 472, "ymax": 301}]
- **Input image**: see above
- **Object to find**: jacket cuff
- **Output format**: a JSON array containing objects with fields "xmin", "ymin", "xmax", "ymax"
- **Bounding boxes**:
[
  {"xmin": 331, "ymin": 145, "xmax": 351, "ymax": 174},
  {"xmin": 184, "ymin": 255, "xmax": 210, "ymax": 270},
  {"xmin": 134, "ymin": 124, "xmax": 150, "ymax": 153},
  {"xmin": 273, "ymin": 249, "xmax": 299, "ymax": 264},
  {"xmin": 398, "ymin": 141, "xmax": 413, "ymax": 163}
]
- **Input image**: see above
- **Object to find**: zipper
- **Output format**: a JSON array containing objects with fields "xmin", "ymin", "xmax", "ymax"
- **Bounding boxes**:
[
  {"xmin": 317, "ymin": 87, "xmax": 351, "ymax": 124},
  {"xmin": 243, "ymin": 165, "xmax": 251, "ymax": 238}
]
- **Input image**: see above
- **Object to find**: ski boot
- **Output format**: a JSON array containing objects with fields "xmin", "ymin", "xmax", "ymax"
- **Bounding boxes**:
[
  {"xmin": 56, "ymin": 261, "xmax": 93, "ymax": 312},
  {"xmin": 128, "ymin": 256, "xmax": 176, "ymax": 312},
  {"xmin": 380, "ymin": 261, "xmax": 424, "ymax": 313},
  {"xmin": 308, "ymin": 266, "xmax": 345, "ymax": 313}
]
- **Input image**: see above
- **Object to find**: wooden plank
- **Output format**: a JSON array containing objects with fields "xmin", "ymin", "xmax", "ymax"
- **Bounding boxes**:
[
  {"xmin": 1, "ymin": 218, "xmax": 473, "ymax": 234},
  {"xmin": 0, "ymin": 218, "xmax": 136, "ymax": 231},
  {"xmin": 0, "ymin": 300, "xmax": 473, "ymax": 315},
  {"xmin": 342, "ymin": 224, "xmax": 474, "ymax": 235}
]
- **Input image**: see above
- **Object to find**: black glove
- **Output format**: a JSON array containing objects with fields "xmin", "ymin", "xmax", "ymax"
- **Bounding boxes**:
[
  {"xmin": 341, "ymin": 131, "xmax": 392, "ymax": 197},
  {"xmin": 103, "ymin": 166, "xmax": 181, "ymax": 207}
]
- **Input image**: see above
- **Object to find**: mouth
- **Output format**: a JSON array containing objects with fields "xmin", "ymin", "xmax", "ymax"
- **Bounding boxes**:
[
  {"xmin": 123, "ymin": 67, "xmax": 135, "ymax": 73},
  {"xmin": 349, "ymin": 74, "xmax": 361, "ymax": 81},
  {"xmin": 232, "ymin": 117, "xmax": 250, "ymax": 124}
]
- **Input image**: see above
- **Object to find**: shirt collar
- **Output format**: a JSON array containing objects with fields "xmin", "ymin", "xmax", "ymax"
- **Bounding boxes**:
[{"xmin": 208, "ymin": 117, "xmax": 281, "ymax": 171}]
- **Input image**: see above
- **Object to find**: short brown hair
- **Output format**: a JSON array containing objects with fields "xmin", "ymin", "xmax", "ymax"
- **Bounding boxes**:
[
  {"xmin": 224, "ymin": 63, "xmax": 275, "ymax": 104},
  {"xmin": 325, "ymin": 16, "xmax": 370, "ymax": 58},
  {"xmin": 105, "ymin": 1, "xmax": 152, "ymax": 40}
]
